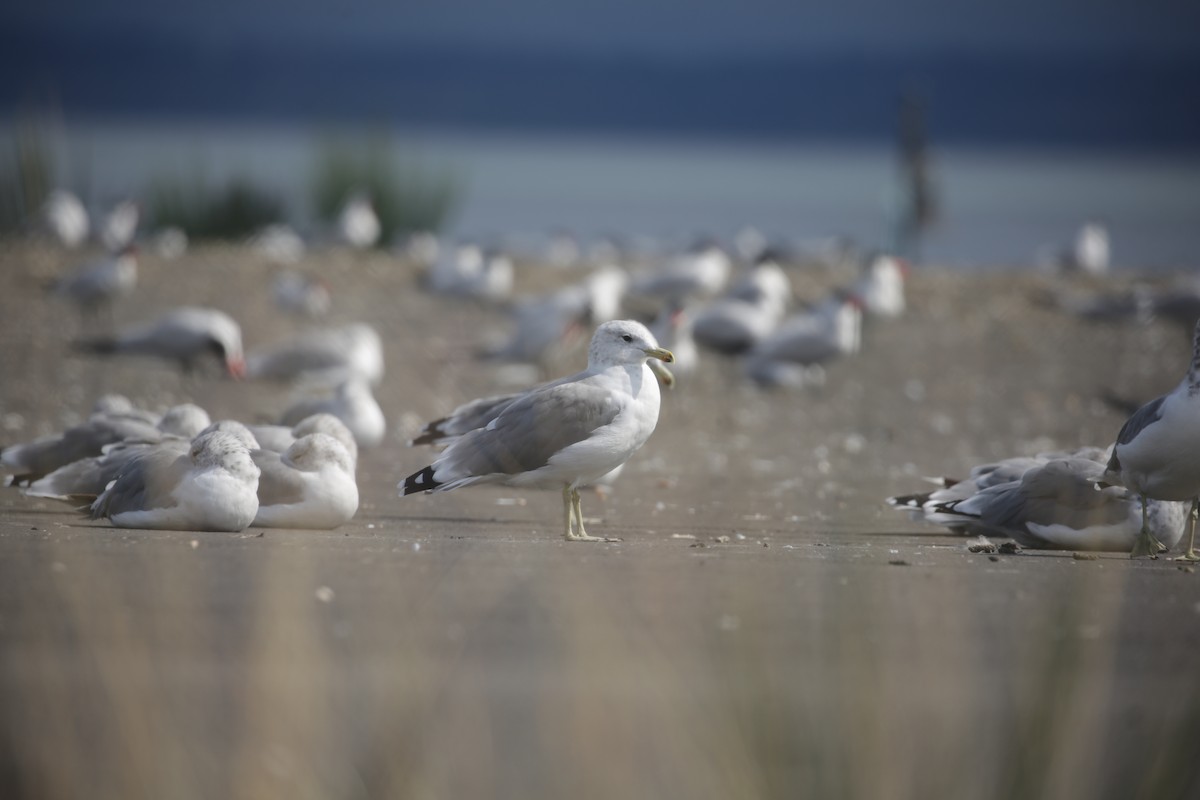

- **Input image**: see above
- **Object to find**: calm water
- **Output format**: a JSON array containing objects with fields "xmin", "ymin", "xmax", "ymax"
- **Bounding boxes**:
[{"xmin": 9, "ymin": 120, "xmax": 1200, "ymax": 269}]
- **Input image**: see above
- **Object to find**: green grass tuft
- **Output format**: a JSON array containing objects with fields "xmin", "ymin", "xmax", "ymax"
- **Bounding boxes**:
[{"xmin": 312, "ymin": 136, "xmax": 461, "ymax": 245}]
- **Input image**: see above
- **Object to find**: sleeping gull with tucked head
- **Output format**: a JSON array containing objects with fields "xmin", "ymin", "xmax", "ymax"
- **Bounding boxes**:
[
  {"xmin": 252, "ymin": 433, "xmax": 359, "ymax": 529},
  {"xmin": 90, "ymin": 429, "xmax": 260, "ymax": 531},
  {"xmin": 1101, "ymin": 318, "xmax": 1200, "ymax": 560},
  {"xmin": 400, "ymin": 319, "xmax": 674, "ymax": 541}
]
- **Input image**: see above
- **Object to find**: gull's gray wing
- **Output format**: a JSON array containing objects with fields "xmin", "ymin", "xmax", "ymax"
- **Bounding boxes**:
[
  {"xmin": 1107, "ymin": 395, "xmax": 1166, "ymax": 473},
  {"xmin": 983, "ymin": 459, "xmax": 1131, "ymax": 540},
  {"xmin": 27, "ymin": 440, "xmax": 187, "ymax": 499},
  {"xmin": 437, "ymin": 376, "xmax": 623, "ymax": 479},
  {"xmin": 2, "ymin": 415, "xmax": 162, "ymax": 479},
  {"xmin": 91, "ymin": 448, "xmax": 189, "ymax": 519},
  {"xmin": 969, "ymin": 457, "xmax": 1045, "ymax": 490},
  {"xmin": 411, "ymin": 392, "xmax": 522, "ymax": 447}
]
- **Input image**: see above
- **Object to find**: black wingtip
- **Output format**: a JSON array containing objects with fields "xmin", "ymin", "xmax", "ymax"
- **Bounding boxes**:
[
  {"xmin": 932, "ymin": 500, "xmax": 974, "ymax": 518},
  {"xmin": 400, "ymin": 465, "xmax": 440, "ymax": 495},
  {"xmin": 887, "ymin": 491, "xmax": 931, "ymax": 509}
]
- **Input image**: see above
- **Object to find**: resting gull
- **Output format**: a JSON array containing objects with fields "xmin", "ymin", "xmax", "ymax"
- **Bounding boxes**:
[
  {"xmin": 2, "ymin": 403, "xmax": 209, "ymax": 485},
  {"xmin": 75, "ymin": 306, "xmax": 246, "ymax": 378},
  {"xmin": 248, "ymin": 413, "xmax": 359, "ymax": 467},
  {"xmin": 22, "ymin": 404, "xmax": 213, "ymax": 499},
  {"xmin": 246, "ymin": 322, "xmax": 383, "ymax": 385},
  {"xmin": 252, "ymin": 433, "xmax": 359, "ymax": 529},
  {"xmin": 941, "ymin": 457, "xmax": 1188, "ymax": 552},
  {"xmin": 691, "ymin": 256, "xmax": 790, "ymax": 355},
  {"xmin": 90, "ymin": 430, "xmax": 260, "ymax": 531},
  {"xmin": 1101, "ymin": 318, "xmax": 1200, "ymax": 560},
  {"xmin": 280, "ymin": 377, "xmax": 386, "ymax": 448},
  {"xmin": 888, "ymin": 455, "xmax": 1050, "ymax": 536},
  {"xmin": 400, "ymin": 319, "xmax": 674, "ymax": 541}
]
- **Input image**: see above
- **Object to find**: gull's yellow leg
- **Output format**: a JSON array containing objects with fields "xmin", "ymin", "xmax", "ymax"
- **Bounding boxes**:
[
  {"xmin": 561, "ymin": 485, "xmax": 576, "ymax": 540},
  {"xmin": 1176, "ymin": 497, "xmax": 1200, "ymax": 562},
  {"xmin": 1130, "ymin": 494, "xmax": 1165, "ymax": 559},
  {"xmin": 565, "ymin": 486, "xmax": 603, "ymax": 542}
]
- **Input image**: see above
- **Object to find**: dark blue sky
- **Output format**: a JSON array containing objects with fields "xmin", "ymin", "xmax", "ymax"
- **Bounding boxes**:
[
  {"xmin": 4, "ymin": 1, "xmax": 1199, "ymax": 146},
  {"xmin": 5, "ymin": 0, "xmax": 1197, "ymax": 55}
]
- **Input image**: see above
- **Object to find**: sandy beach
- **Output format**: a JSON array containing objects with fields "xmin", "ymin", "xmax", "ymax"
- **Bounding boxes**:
[{"xmin": 2, "ymin": 240, "xmax": 1199, "ymax": 798}]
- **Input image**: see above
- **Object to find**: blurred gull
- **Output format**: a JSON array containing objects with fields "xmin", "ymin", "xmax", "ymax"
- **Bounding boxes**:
[
  {"xmin": 648, "ymin": 301, "xmax": 698, "ymax": 379},
  {"xmin": 733, "ymin": 226, "xmax": 769, "ymax": 263},
  {"xmin": 398, "ymin": 230, "xmax": 440, "ymax": 266},
  {"xmin": 691, "ymin": 255, "xmax": 791, "ymax": 355},
  {"xmin": 1073, "ymin": 222, "xmax": 1110, "ymax": 275},
  {"xmin": 427, "ymin": 243, "xmax": 514, "ymax": 303},
  {"xmin": 401, "ymin": 320, "xmax": 674, "ymax": 541},
  {"xmin": 251, "ymin": 432, "xmax": 359, "ymax": 529},
  {"xmin": 481, "ymin": 266, "xmax": 629, "ymax": 368},
  {"xmin": 41, "ymin": 189, "xmax": 89, "ymax": 248},
  {"xmin": 483, "ymin": 291, "xmax": 589, "ymax": 367},
  {"xmin": 337, "ymin": 192, "xmax": 381, "ymax": 249},
  {"xmin": 581, "ymin": 265, "xmax": 630, "ymax": 324},
  {"xmin": 744, "ymin": 292, "xmax": 862, "ymax": 387},
  {"xmin": 250, "ymin": 224, "xmax": 306, "ymax": 264},
  {"xmin": 246, "ymin": 322, "xmax": 383, "ymax": 385},
  {"xmin": 99, "ymin": 199, "xmax": 139, "ymax": 252},
  {"xmin": 23, "ymin": 406, "xmax": 222, "ymax": 501},
  {"xmin": 856, "ymin": 253, "xmax": 908, "ymax": 318},
  {"xmin": 1038, "ymin": 221, "xmax": 1111, "ymax": 275},
  {"xmin": 272, "ymin": 270, "xmax": 332, "ymax": 318},
  {"xmin": 74, "ymin": 306, "xmax": 246, "ymax": 378},
  {"xmin": 51, "ymin": 245, "xmax": 138, "ymax": 322},
  {"xmin": 1, "ymin": 403, "xmax": 207, "ymax": 485},
  {"xmin": 89, "ymin": 430, "xmax": 260, "ymax": 532},
  {"xmin": 280, "ymin": 377, "xmax": 386, "ymax": 449},
  {"xmin": 1101, "ymin": 318, "xmax": 1200, "ymax": 560},
  {"xmin": 152, "ymin": 226, "xmax": 188, "ymax": 260},
  {"xmin": 628, "ymin": 240, "xmax": 731, "ymax": 304}
]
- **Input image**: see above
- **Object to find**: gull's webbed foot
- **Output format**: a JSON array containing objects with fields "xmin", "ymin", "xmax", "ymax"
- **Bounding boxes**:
[{"xmin": 1130, "ymin": 529, "xmax": 1165, "ymax": 560}]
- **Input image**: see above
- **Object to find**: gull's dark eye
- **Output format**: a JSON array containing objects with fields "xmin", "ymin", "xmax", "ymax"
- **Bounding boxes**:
[{"xmin": 621, "ymin": 334, "xmax": 633, "ymax": 342}]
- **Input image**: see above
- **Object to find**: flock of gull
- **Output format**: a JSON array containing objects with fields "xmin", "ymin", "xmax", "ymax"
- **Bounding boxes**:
[{"xmin": 8, "ymin": 191, "xmax": 1200, "ymax": 558}]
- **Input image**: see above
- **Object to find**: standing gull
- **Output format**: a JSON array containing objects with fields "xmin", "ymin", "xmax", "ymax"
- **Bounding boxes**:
[
  {"xmin": 400, "ymin": 320, "xmax": 674, "ymax": 541},
  {"xmin": 1101, "ymin": 319, "xmax": 1200, "ymax": 560}
]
